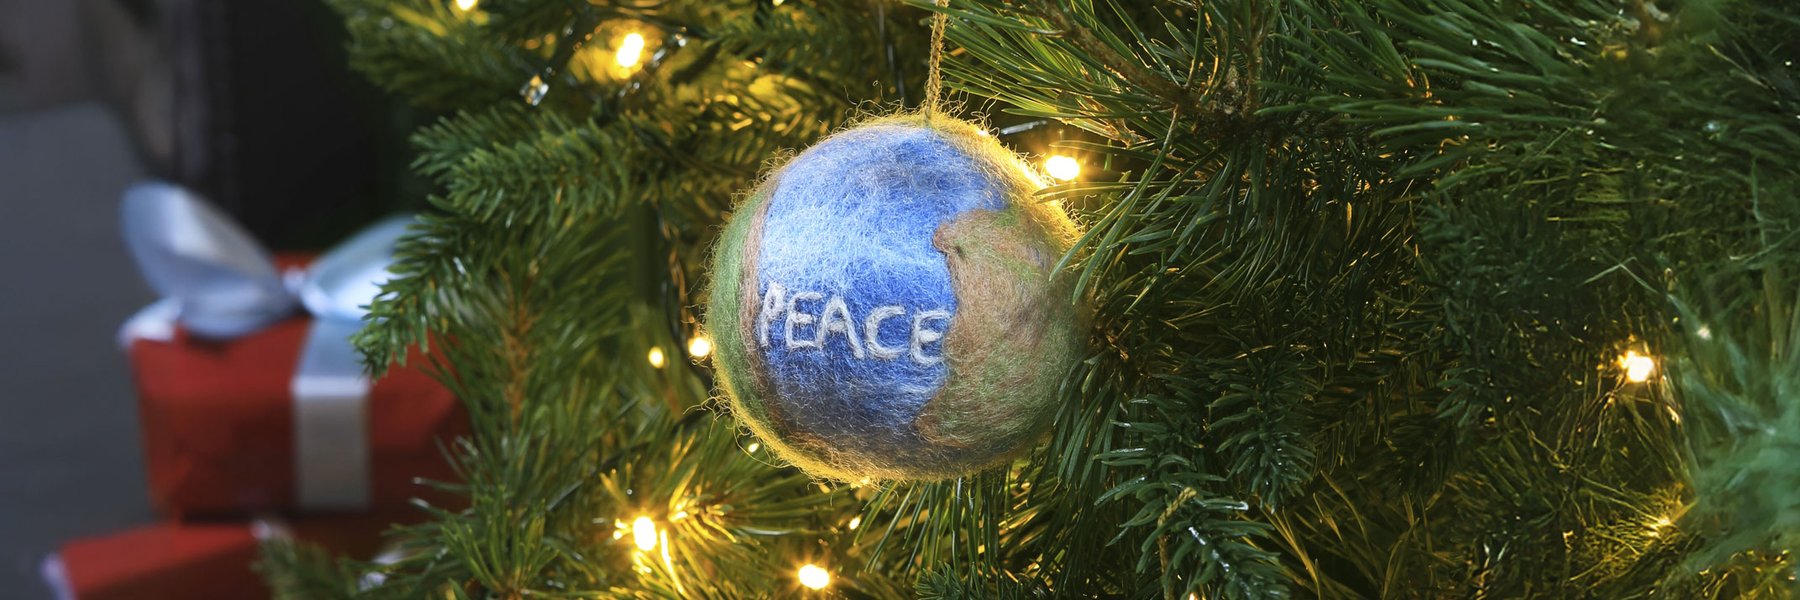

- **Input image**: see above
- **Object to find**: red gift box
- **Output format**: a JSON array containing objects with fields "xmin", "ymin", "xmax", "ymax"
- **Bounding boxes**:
[
  {"xmin": 126, "ymin": 255, "xmax": 467, "ymax": 518},
  {"xmin": 43, "ymin": 515, "xmax": 409, "ymax": 600}
]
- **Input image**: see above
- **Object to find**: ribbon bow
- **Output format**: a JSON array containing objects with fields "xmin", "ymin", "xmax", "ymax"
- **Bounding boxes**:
[
  {"xmin": 119, "ymin": 181, "xmax": 413, "ymax": 510},
  {"xmin": 120, "ymin": 181, "xmax": 410, "ymax": 342}
]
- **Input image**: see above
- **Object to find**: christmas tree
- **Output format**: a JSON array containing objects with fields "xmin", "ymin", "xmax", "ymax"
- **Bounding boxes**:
[{"xmin": 261, "ymin": 0, "xmax": 1800, "ymax": 597}]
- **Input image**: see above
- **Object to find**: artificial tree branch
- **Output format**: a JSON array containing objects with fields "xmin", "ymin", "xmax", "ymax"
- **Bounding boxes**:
[{"xmin": 1031, "ymin": 1, "xmax": 1248, "ymax": 129}]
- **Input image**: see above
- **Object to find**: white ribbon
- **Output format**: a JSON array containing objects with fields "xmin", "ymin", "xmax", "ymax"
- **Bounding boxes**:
[
  {"xmin": 291, "ymin": 318, "xmax": 375, "ymax": 509},
  {"xmin": 120, "ymin": 181, "xmax": 412, "ymax": 511},
  {"xmin": 38, "ymin": 554, "xmax": 73, "ymax": 600}
]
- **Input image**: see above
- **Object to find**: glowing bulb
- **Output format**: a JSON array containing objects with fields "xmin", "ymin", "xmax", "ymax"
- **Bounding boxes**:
[
  {"xmin": 454, "ymin": 0, "xmax": 477, "ymax": 10},
  {"xmin": 1621, "ymin": 351, "xmax": 1655, "ymax": 383},
  {"xmin": 648, "ymin": 347, "xmax": 666, "ymax": 369},
  {"xmin": 847, "ymin": 516, "xmax": 861, "ymax": 530},
  {"xmin": 687, "ymin": 336, "xmax": 713, "ymax": 358},
  {"xmin": 797, "ymin": 564, "xmax": 831, "ymax": 590},
  {"xmin": 1044, "ymin": 155, "xmax": 1081, "ymax": 181},
  {"xmin": 632, "ymin": 516, "xmax": 658, "ymax": 551},
  {"xmin": 746, "ymin": 442, "xmax": 761, "ymax": 453},
  {"xmin": 1648, "ymin": 515, "xmax": 1673, "ymax": 537},
  {"xmin": 616, "ymin": 33, "xmax": 646, "ymax": 68}
]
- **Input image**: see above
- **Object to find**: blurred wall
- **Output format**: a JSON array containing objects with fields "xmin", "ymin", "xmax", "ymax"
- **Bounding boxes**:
[
  {"xmin": 0, "ymin": 1, "xmax": 94, "ymax": 111},
  {"xmin": 0, "ymin": 2, "xmax": 411, "ymax": 597},
  {"xmin": 0, "ymin": 2, "xmax": 162, "ymax": 598},
  {"xmin": 2, "ymin": 0, "xmax": 413, "ymax": 248}
]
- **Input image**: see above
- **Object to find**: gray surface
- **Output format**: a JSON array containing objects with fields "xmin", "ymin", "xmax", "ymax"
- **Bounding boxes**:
[{"xmin": 0, "ymin": 102, "xmax": 158, "ymax": 598}]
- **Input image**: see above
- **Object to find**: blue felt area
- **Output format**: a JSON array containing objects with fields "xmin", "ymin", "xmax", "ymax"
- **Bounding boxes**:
[{"xmin": 754, "ymin": 124, "xmax": 1004, "ymax": 457}]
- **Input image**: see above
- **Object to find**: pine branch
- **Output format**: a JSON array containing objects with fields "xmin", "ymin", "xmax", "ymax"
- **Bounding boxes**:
[
  {"xmin": 915, "ymin": 565, "xmax": 1054, "ymax": 600},
  {"xmin": 292, "ymin": 0, "xmax": 1800, "ymax": 597},
  {"xmin": 326, "ymin": 0, "xmax": 535, "ymax": 108},
  {"xmin": 1031, "ymin": 3, "xmax": 1194, "ymax": 107},
  {"xmin": 257, "ymin": 539, "xmax": 366, "ymax": 600}
]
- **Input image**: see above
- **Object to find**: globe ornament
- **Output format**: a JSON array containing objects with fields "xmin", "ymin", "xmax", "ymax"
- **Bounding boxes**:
[{"xmin": 707, "ymin": 114, "xmax": 1086, "ymax": 481}]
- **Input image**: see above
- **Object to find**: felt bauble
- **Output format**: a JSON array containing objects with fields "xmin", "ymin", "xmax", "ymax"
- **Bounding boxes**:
[{"xmin": 706, "ymin": 114, "xmax": 1086, "ymax": 481}]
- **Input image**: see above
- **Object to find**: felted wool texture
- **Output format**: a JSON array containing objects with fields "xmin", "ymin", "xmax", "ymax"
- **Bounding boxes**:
[{"xmin": 707, "ymin": 113, "xmax": 1085, "ymax": 481}]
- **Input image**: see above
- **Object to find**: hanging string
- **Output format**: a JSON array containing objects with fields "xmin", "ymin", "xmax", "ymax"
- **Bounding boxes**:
[
  {"xmin": 1155, "ymin": 487, "xmax": 1201, "ymax": 600},
  {"xmin": 923, "ymin": 0, "xmax": 950, "ymax": 120}
]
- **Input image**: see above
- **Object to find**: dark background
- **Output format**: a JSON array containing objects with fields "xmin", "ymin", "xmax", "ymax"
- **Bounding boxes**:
[{"xmin": 0, "ymin": 0, "xmax": 414, "ymax": 595}]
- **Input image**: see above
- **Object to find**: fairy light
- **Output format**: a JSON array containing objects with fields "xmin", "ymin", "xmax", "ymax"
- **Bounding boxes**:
[
  {"xmin": 1649, "ymin": 515, "xmax": 1673, "ymax": 537},
  {"xmin": 454, "ymin": 0, "xmax": 477, "ymax": 10},
  {"xmin": 616, "ymin": 33, "xmax": 646, "ymax": 68},
  {"xmin": 1620, "ymin": 350, "xmax": 1655, "ymax": 383},
  {"xmin": 632, "ymin": 516, "xmax": 658, "ymax": 551},
  {"xmin": 797, "ymin": 564, "xmax": 831, "ymax": 590},
  {"xmin": 746, "ymin": 442, "xmax": 761, "ymax": 453},
  {"xmin": 648, "ymin": 347, "xmax": 666, "ymax": 369},
  {"xmin": 847, "ymin": 515, "xmax": 861, "ymax": 530},
  {"xmin": 687, "ymin": 336, "xmax": 713, "ymax": 358},
  {"xmin": 1044, "ymin": 155, "xmax": 1081, "ymax": 181}
]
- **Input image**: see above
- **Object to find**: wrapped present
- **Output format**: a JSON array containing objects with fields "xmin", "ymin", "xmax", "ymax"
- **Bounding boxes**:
[
  {"xmin": 120, "ymin": 182, "xmax": 466, "ymax": 517},
  {"xmin": 40, "ymin": 515, "xmax": 408, "ymax": 600}
]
